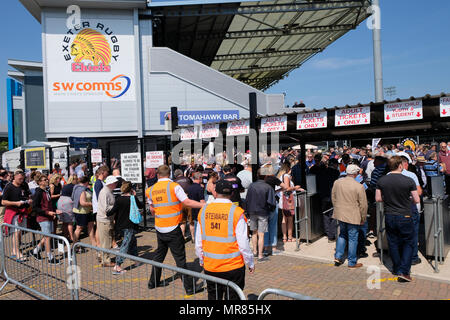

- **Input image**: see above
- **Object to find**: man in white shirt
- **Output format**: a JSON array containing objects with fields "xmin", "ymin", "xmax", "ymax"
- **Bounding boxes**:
[
  {"xmin": 236, "ymin": 161, "xmax": 253, "ymax": 200},
  {"xmin": 196, "ymin": 179, "xmax": 254, "ymax": 300},
  {"xmin": 146, "ymin": 165, "xmax": 204, "ymax": 296}
]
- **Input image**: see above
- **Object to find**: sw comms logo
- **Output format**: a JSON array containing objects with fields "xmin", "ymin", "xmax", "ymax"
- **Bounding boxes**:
[
  {"xmin": 52, "ymin": 74, "xmax": 131, "ymax": 98},
  {"xmin": 53, "ymin": 21, "xmax": 131, "ymax": 99}
]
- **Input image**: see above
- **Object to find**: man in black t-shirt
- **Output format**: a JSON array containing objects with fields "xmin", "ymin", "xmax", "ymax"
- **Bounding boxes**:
[
  {"xmin": 187, "ymin": 172, "xmax": 205, "ymax": 243},
  {"xmin": 376, "ymin": 156, "xmax": 420, "ymax": 283}
]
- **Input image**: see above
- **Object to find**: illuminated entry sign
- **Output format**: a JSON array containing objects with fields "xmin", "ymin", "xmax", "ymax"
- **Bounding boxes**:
[
  {"xmin": 297, "ymin": 111, "xmax": 327, "ymax": 130},
  {"xmin": 384, "ymin": 101, "xmax": 423, "ymax": 122},
  {"xmin": 335, "ymin": 107, "xmax": 370, "ymax": 127}
]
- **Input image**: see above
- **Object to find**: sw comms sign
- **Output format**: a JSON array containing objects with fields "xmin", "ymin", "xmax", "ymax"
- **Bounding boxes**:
[{"xmin": 46, "ymin": 19, "xmax": 135, "ymax": 102}]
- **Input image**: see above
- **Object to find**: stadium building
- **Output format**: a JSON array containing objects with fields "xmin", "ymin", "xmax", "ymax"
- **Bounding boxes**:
[{"xmin": 6, "ymin": 0, "xmax": 373, "ymax": 150}]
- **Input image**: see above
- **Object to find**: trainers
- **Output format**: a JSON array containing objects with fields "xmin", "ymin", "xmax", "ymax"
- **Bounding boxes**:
[
  {"xmin": 358, "ymin": 252, "xmax": 369, "ymax": 258},
  {"xmin": 272, "ymin": 249, "xmax": 283, "ymax": 256},
  {"xmin": 334, "ymin": 258, "xmax": 344, "ymax": 267},
  {"xmin": 48, "ymin": 258, "xmax": 61, "ymax": 265},
  {"xmin": 397, "ymin": 274, "xmax": 412, "ymax": 282},
  {"xmin": 257, "ymin": 256, "xmax": 269, "ymax": 263},
  {"xmin": 112, "ymin": 268, "xmax": 127, "ymax": 275},
  {"xmin": 31, "ymin": 251, "xmax": 42, "ymax": 261},
  {"xmin": 411, "ymin": 258, "xmax": 422, "ymax": 265}
]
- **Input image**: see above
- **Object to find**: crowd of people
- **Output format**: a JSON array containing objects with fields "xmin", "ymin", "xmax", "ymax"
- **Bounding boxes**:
[{"xmin": 0, "ymin": 139, "xmax": 449, "ymax": 292}]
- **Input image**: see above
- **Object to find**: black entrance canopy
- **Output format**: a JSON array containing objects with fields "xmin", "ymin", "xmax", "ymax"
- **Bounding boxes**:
[{"xmin": 177, "ymin": 92, "xmax": 450, "ymax": 186}]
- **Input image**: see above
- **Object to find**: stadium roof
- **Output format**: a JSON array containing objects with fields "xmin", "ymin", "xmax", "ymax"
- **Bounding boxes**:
[
  {"xmin": 177, "ymin": 93, "xmax": 450, "ymax": 143},
  {"xmin": 20, "ymin": 0, "xmax": 373, "ymax": 90},
  {"xmin": 148, "ymin": 0, "xmax": 373, "ymax": 90}
]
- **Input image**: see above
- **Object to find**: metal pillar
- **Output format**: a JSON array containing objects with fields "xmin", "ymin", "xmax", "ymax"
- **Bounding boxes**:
[
  {"xmin": 66, "ymin": 145, "xmax": 70, "ymax": 178},
  {"xmin": 86, "ymin": 143, "xmax": 93, "ymax": 178},
  {"xmin": 139, "ymin": 137, "xmax": 147, "ymax": 228},
  {"xmin": 249, "ymin": 93, "xmax": 259, "ymax": 182},
  {"xmin": 371, "ymin": 0, "xmax": 384, "ymax": 102},
  {"xmin": 300, "ymin": 139, "xmax": 306, "ymax": 188},
  {"xmin": 170, "ymin": 106, "xmax": 179, "ymax": 175},
  {"xmin": 49, "ymin": 147, "xmax": 53, "ymax": 173}
]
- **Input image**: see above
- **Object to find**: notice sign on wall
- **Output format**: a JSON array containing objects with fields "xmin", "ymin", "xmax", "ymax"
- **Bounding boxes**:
[
  {"xmin": 335, "ymin": 107, "xmax": 370, "ymax": 127},
  {"xmin": 440, "ymin": 97, "xmax": 450, "ymax": 117},
  {"xmin": 180, "ymin": 127, "xmax": 198, "ymax": 140},
  {"xmin": 91, "ymin": 149, "xmax": 102, "ymax": 163},
  {"xmin": 200, "ymin": 123, "xmax": 220, "ymax": 139},
  {"xmin": 120, "ymin": 152, "xmax": 142, "ymax": 184},
  {"xmin": 226, "ymin": 120, "xmax": 250, "ymax": 136},
  {"xmin": 25, "ymin": 147, "xmax": 46, "ymax": 169},
  {"xmin": 297, "ymin": 111, "xmax": 327, "ymax": 130},
  {"xmin": 384, "ymin": 100, "xmax": 423, "ymax": 122},
  {"xmin": 146, "ymin": 151, "xmax": 164, "ymax": 168},
  {"xmin": 260, "ymin": 116, "xmax": 287, "ymax": 133}
]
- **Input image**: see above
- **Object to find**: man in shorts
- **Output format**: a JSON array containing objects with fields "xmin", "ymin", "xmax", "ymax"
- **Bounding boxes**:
[
  {"xmin": 245, "ymin": 175, "xmax": 276, "ymax": 262},
  {"xmin": 1, "ymin": 170, "xmax": 33, "ymax": 261}
]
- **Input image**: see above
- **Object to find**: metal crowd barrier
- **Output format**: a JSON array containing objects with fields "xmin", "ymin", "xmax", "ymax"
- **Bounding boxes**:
[
  {"xmin": 257, "ymin": 288, "xmax": 320, "ymax": 300},
  {"xmin": 71, "ymin": 242, "xmax": 246, "ymax": 300},
  {"xmin": 0, "ymin": 223, "xmax": 73, "ymax": 300},
  {"xmin": 424, "ymin": 196, "xmax": 448, "ymax": 273},
  {"xmin": 294, "ymin": 191, "xmax": 308, "ymax": 251},
  {"xmin": 375, "ymin": 202, "xmax": 387, "ymax": 265}
]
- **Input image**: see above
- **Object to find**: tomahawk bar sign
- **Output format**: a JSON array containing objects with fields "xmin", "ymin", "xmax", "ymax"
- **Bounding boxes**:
[{"xmin": 384, "ymin": 100, "xmax": 423, "ymax": 122}]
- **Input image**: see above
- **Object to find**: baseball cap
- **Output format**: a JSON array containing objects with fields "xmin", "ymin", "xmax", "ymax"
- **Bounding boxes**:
[
  {"xmin": 105, "ymin": 175, "xmax": 118, "ymax": 186},
  {"xmin": 396, "ymin": 151, "xmax": 412, "ymax": 164},
  {"xmin": 346, "ymin": 164, "xmax": 360, "ymax": 175},
  {"xmin": 215, "ymin": 179, "xmax": 234, "ymax": 195}
]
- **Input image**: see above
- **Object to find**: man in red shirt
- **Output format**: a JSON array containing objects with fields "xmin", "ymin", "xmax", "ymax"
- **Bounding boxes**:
[{"xmin": 438, "ymin": 142, "xmax": 450, "ymax": 195}]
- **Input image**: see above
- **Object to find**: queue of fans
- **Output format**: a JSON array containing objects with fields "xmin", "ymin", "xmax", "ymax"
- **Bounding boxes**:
[{"xmin": 0, "ymin": 140, "xmax": 448, "ymax": 280}]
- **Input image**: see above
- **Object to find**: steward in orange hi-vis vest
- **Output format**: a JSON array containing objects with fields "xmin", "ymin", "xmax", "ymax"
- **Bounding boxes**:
[
  {"xmin": 147, "ymin": 180, "xmax": 183, "ymax": 228},
  {"xmin": 146, "ymin": 165, "xmax": 205, "ymax": 296},
  {"xmin": 198, "ymin": 202, "xmax": 246, "ymax": 273}
]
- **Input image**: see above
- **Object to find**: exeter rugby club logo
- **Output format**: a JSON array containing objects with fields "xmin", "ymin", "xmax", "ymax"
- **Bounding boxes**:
[{"xmin": 54, "ymin": 21, "xmax": 131, "ymax": 99}]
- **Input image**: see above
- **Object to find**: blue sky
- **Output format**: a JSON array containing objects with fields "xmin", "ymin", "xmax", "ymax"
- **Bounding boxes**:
[{"xmin": 1, "ymin": 0, "xmax": 450, "ymax": 130}]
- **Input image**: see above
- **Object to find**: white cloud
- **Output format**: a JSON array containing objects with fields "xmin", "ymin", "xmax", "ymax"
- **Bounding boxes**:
[{"xmin": 310, "ymin": 57, "xmax": 372, "ymax": 70}]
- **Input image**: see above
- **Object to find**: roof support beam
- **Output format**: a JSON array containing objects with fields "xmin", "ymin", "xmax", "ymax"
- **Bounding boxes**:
[
  {"xmin": 151, "ymin": 1, "xmax": 368, "ymax": 17},
  {"xmin": 222, "ymin": 65, "xmax": 297, "ymax": 75},
  {"xmin": 214, "ymin": 48, "xmax": 321, "ymax": 61},
  {"xmin": 180, "ymin": 24, "xmax": 355, "ymax": 41}
]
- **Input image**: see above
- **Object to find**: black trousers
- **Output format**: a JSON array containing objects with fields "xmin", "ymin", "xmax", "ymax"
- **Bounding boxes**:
[
  {"xmin": 204, "ymin": 266, "xmax": 245, "ymax": 300},
  {"xmin": 446, "ymin": 175, "xmax": 450, "ymax": 195},
  {"xmin": 321, "ymin": 197, "xmax": 336, "ymax": 240},
  {"xmin": 149, "ymin": 226, "xmax": 193, "ymax": 292}
]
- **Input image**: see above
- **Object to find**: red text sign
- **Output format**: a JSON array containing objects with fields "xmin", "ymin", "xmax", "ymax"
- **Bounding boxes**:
[
  {"xmin": 384, "ymin": 100, "xmax": 423, "ymax": 122},
  {"xmin": 335, "ymin": 107, "xmax": 370, "ymax": 127},
  {"xmin": 297, "ymin": 111, "xmax": 327, "ymax": 130}
]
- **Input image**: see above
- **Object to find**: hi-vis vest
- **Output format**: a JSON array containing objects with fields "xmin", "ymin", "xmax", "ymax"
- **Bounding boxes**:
[
  {"xmin": 198, "ymin": 203, "xmax": 246, "ymax": 273},
  {"xmin": 146, "ymin": 180, "xmax": 183, "ymax": 228}
]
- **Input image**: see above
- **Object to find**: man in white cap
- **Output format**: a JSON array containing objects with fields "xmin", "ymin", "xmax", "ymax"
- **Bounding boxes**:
[
  {"xmin": 96, "ymin": 175, "xmax": 118, "ymax": 267},
  {"xmin": 332, "ymin": 164, "xmax": 368, "ymax": 269}
]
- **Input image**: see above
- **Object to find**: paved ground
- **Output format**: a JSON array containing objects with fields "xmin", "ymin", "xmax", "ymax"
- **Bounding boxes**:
[{"xmin": 1, "ymin": 228, "xmax": 450, "ymax": 300}]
